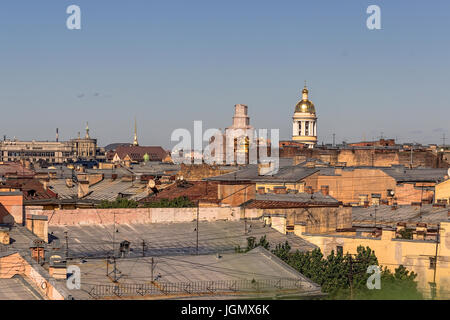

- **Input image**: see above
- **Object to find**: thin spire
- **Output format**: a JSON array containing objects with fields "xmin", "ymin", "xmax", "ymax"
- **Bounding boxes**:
[
  {"xmin": 85, "ymin": 122, "xmax": 90, "ymax": 139},
  {"xmin": 133, "ymin": 117, "xmax": 139, "ymax": 146}
]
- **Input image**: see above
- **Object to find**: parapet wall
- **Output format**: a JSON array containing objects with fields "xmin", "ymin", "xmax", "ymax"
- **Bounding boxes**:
[{"xmin": 25, "ymin": 207, "xmax": 261, "ymax": 226}]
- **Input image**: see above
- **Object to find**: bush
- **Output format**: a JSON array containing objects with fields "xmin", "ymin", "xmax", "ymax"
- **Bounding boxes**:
[
  {"xmin": 142, "ymin": 196, "xmax": 196, "ymax": 208},
  {"xmin": 97, "ymin": 198, "xmax": 139, "ymax": 208}
]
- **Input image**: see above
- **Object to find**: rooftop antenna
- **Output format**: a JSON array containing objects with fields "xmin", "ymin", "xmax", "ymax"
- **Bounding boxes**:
[{"xmin": 56, "ymin": 128, "xmax": 59, "ymax": 142}]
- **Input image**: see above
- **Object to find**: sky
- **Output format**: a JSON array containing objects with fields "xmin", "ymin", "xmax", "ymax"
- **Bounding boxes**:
[{"xmin": 0, "ymin": 0, "xmax": 449, "ymax": 148}]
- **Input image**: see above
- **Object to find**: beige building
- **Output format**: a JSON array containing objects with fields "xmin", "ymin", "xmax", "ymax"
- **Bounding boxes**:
[{"xmin": 0, "ymin": 124, "xmax": 98, "ymax": 163}]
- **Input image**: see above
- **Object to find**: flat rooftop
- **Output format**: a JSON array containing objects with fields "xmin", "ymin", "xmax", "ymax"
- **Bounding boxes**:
[
  {"xmin": 61, "ymin": 247, "xmax": 322, "ymax": 300},
  {"xmin": 46, "ymin": 220, "xmax": 316, "ymax": 259},
  {"xmin": 352, "ymin": 204, "xmax": 449, "ymax": 228}
]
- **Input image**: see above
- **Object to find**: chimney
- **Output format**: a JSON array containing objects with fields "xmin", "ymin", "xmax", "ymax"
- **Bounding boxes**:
[
  {"xmin": 0, "ymin": 226, "xmax": 10, "ymax": 245},
  {"xmin": 258, "ymin": 162, "xmax": 274, "ymax": 176},
  {"xmin": 78, "ymin": 181, "xmax": 90, "ymax": 198},
  {"xmin": 257, "ymin": 187, "xmax": 265, "ymax": 195},
  {"xmin": 305, "ymin": 186, "xmax": 314, "ymax": 194},
  {"xmin": 41, "ymin": 180, "xmax": 48, "ymax": 191},
  {"xmin": 26, "ymin": 215, "xmax": 49, "ymax": 243},
  {"xmin": 320, "ymin": 185, "xmax": 329, "ymax": 196},
  {"xmin": 65, "ymin": 179, "xmax": 73, "ymax": 188}
]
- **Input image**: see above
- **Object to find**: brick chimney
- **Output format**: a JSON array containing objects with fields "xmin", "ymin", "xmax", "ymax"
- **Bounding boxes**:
[{"xmin": 320, "ymin": 185, "xmax": 329, "ymax": 196}]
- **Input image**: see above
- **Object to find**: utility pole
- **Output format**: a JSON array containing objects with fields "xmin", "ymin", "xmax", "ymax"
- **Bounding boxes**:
[
  {"xmin": 332, "ymin": 133, "xmax": 336, "ymax": 147},
  {"xmin": 142, "ymin": 240, "xmax": 146, "ymax": 257},
  {"xmin": 374, "ymin": 206, "xmax": 377, "ymax": 229},
  {"xmin": 64, "ymin": 231, "xmax": 69, "ymax": 261},
  {"xmin": 112, "ymin": 211, "xmax": 116, "ymax": 258},
  {"xmin": 113, "ymin": 256, "xmax": 117, "ymax": 283},
  {"xmin": 196, "ymin": 202, "xmax": 199, "ymax": 255},
  {"xmin": 431, "ymin": 223, "xmax": 440, "ymax": 299},
  {"xmin": 151, "ymin": 257, "xmax": 156, "ymax": 282},
  {"xmin": 410, "ymin": 144, "xmax": 413, "ymax": 168},
  {"xmin": 442, "ymin": 133, "xmax": 446, "ymax": 148}
]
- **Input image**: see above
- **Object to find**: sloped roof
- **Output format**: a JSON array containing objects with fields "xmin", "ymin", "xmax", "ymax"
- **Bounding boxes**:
[
  {"xmin": 206, "ymin": 165, "xmax": 319, "ymax": 183},
  {"xmin": 2, "ymin": 179, "xmax": 57, "ymax": 201},
  {"xmin": 0, "ymin": 163, "xmax": 34, "ymax": 178},
  {"xmin": 141, "ymin": 181, "xmax": 220, "ymax": 203},
  {"xmin": 114, "ymin": 146, "xmax": 168, "ymax": 162},
  {"xmin": 381, "ymin": 166, "xmax": 448, "ymax": 183},
  {"xmin": 244, "ymin": 192, "xmax": 340, "ymax": 209}
]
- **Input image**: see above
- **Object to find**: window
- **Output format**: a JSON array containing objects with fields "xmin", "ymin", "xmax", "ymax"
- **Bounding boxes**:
[
  {"xmin": 336, "ymin": 246, "xmax": 343, "ymax": 255},
  {"xmin": 305, "ymin": 122, "xmax": 309, "ymax": 136},
  {"xmin": 429, "ymin": 257, "xmax": 436, "ymax": 270},
  {"xmin": 298, "ymin": 122, "xmax": 302, "ymax": 134}
]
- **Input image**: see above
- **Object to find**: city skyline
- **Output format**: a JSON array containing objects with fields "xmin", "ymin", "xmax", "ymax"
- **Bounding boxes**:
[{"xmin": 1, "ymin": 0, "xmax": 449, "ymax": 147}]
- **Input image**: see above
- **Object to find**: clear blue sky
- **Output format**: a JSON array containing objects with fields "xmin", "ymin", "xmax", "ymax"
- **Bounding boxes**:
[{"xmin": 0, "ymin": 0, "xmax": 449, "ymax": 148}]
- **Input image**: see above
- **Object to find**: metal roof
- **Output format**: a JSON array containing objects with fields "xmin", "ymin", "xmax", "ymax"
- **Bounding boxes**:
[
  {"xmin": 352, "ymin": 204, "xmax": 450, "ymax": 228},
  {"xmin": 206, "ymin": 165, "xmax": 319, "ymax": 183}
]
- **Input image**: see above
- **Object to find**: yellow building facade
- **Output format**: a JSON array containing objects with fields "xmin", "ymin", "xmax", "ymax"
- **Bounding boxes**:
[{"xmin": 295, "ymin": 222, "xmax": 450, "ymax": 299}]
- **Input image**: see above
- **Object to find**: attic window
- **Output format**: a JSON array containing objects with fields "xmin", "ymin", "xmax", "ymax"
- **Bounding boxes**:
[{"xmin": 27, "ymin": 189, "xmax": 37, "ymax": 197}]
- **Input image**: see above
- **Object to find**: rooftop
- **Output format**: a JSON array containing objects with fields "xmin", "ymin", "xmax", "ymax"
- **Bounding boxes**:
[
  {"xmin": 42, "ymin": 220, "xmax": 317, "ymax": 259},
  {"xmin": 352, "ymin": 204, "xmax": 450, "ymax": 228},
  {"xmin": 243, "ymin": 192, "xmax": 339, "ymax": 209},
  {"xmin": 60, "ymin": 247, "xmax": 322, "ymax": 300},
  {"xmin": 206, "ymin": 165, "xmax": 319, "ymax": 183}
]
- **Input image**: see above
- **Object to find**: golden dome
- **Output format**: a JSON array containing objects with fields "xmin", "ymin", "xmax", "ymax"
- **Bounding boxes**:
[{"xmin": 295, "ymin": 85, "xmax": 315, "ymax": 114}]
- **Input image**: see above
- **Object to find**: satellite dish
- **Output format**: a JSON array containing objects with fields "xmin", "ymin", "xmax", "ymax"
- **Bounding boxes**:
[{"xmin": 148, "ymin": 179, "xmax": 156, "ymax": 188}]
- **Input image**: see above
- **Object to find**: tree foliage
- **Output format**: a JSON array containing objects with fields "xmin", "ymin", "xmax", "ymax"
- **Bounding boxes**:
[
  {"xmin": 142, "ymin": 196, "xmax": 196, "ymax": 208},
  {"xmin": 97, "ymin": 198, "xmax": 139, "ymax": 208},
  {"xmin": 238, "ymin": 236, "xmax": 423, "ymax": 300}
]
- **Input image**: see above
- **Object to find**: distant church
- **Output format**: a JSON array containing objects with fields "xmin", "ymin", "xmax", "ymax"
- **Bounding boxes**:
[{"xmin": 292, "ymin": 84, "xmax": 318, "ymax": 148}]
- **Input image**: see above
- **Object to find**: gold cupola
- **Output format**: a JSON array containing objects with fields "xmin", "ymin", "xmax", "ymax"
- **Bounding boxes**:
[{"xmin": 295, "ymin": 85, "xmax": 316, "ymax": 114}]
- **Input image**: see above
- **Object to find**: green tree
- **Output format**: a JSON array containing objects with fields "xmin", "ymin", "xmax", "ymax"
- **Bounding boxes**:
[{"xmin": 269, "ymin": 242, "xmax": 422, "ymax": 300}]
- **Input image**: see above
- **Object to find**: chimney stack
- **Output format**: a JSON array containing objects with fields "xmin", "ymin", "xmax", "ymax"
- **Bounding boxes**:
[
  {"xmin": 320, "ymin": 185, "xmax": 329, "ymax": 196},
  {"xmin": 77, "ymin": 181, "xmax": 90, "ymax": 198}
]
